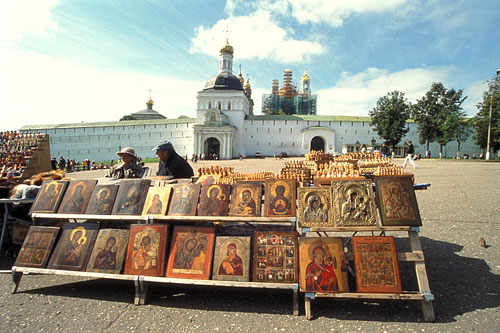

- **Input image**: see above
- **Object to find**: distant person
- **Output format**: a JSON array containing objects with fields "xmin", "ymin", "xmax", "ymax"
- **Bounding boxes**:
[
  {"xmin": 153, "ymin": 141, "xmax": 194, "ymax": 179},
  {"xmin": 360, "ymin": 144, "xmax": 367, "ymax": 153},
  {"xmin": 402, "ymin": 140, "xmax": 417, "ymax": 169},
  {"xmin": 380, "ymin": 143, "xmax": 389, "ymax": 158},
  {"xmin": 51, "ymin": 157, "xmax": 57, "ymax": 170},
  {"xmin": 472, "ymin": 153, "xmax": 477, "ymax": 159},
  {"xmin": 105, "ymin": 147, "xmax": 145, "ymax": 179},
  {"xmin": 58, "ymin": 156, "xmax": 66, "ymax": 170}
]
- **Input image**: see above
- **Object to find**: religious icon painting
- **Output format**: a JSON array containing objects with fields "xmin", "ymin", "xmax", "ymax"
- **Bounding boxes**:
[
  {"xmin": 58, "ymin": 180, "xmax": 97, "ymax": 214},
  {"xmin": 297, "ymin": 187, "xmax": 333, "ymax": 228},
  {"xmin": 252, "ymin": 231, "xmax": 298, "ymax": 283},
  {"xmin": 165, "ymin": 226, "xmax": 215, "ymax": 280},
  {"xmin": 86, "ymin": 229, "xmax": 130, "ymax": 274},
  {"xmin": 30, "ymin": 180, "xmax": 69, "ymax": 214},
  {"xmin": 352, "ymin": 236, "xmax": 402, "ymax": 293},
  {"xmin": 123, "ymin": 224, "xmax": 168, "ymax": 277},
  {"xmin": 375, "ymin": 177, "xmax": 422, "ymax": 226},
  {"xmin": 229, "ymin": 182, "xmax": 262, "ymax": 217},
  {"xmin": 141, "ymin": 186, "xmax": 172, "ymax": 216},
  {"xmin": 212, "ymin": 236, "xmax": 250, "ymax": 282},
  {"xmin": 111, "ymin": 179, "xmax": 151, "ymax": 215},
  {"xmin": 197, "ymin": 184, "xmax": 231, "ymax": 216},
  {"xmin": 167, "ymin": 184, "xmax": 201, "ymax": 216},
  {"xmin": 332, "ymin": 180, "xmax": 377, "ymax": 227},
  {"xmin": 298, "ymin": 237, "xmax": 349, "ymax": 293},
  {"xmin": 14, "ymin": 226, "xmax": 60, "ymax": 268},
  {"xmin": 85, "ymin": 184, "xmax": 119, "ymax": 215},
  {"xmin": 47, "ymin": 223, "xmax": 99, "ymax": 271},
  {"xmin": 264, "ymin": 179, "xmax": 296, "ymax": 217}
]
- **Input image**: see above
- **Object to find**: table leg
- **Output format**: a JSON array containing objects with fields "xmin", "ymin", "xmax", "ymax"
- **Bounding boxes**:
[
  {"xmin": 140, "ymin": 278, "xmax": 148, "ymax": 305},
  {"xmin": 421, "ymin": 300, "xmax": 436, "ymax": 322},
  {"xmin": 11, "ymin": 268, "xmax": 23, "ymax": 294},
  {"xmin": 305, "ymin": 295, "xmax": 312, "ymax": 320},
  {"xmin": 0, "ymin": 203, "xmax": 9, "ymax": 253},
  {"xmin": 133, "ymin": 276, "xmax": 140, "ymax": 305},
  {"xmin": 293, "ymin": 288, "xmax": 299, "ymax": 316}
]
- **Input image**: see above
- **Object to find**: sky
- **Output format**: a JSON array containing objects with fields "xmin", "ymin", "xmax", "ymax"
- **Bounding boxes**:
[{"xmin": 1, "ymin": 0, "xmax": 499, "ymax": 131}]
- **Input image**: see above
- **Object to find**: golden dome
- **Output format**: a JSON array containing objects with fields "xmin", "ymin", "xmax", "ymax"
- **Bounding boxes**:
[
  {"xmin": 244, "ymin": 77, "xmax": 251, "ymax": 89},
  {"xmin": 146, "ymin": 98, "xmax": 154, "ymax": 105},
  {"xmin": 301, "ymin": 70, "xmax": 310, "ymax": 81},
  {"xmin": 238, "ymin": 67, "xmax": 244, "ymax": 85},
  {"xmin": 220, "ymin": 39, "xmax": 234, "ymax": 55}
]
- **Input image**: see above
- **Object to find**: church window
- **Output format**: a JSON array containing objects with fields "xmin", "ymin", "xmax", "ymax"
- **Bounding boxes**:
[
  {"xmin": 362, "ymin": 122, "xmax": 365, "ymax": 127},
  {"xmin": 351, "ymin": 122, "xmax": 353, "ymax": 126},
  {"xmin": 223, "ymin": 60, "xmax": 226, "ymax": 68},
  {"xmin": 290, "ymin": 128, "xmax": 292, "ymax": 134},
  {"xmin": 355, "ymin": 130, "xmax": 357, "ymax": 135},
  {"xmin": 210, "ymin": 112, "xmax": 216, "ymax": 122},
  {"xmin": 273, "ymin": 120, "xmax": 275, "ymax": 125},
  {"xmin": 245, "ymin": 128, "xmax": 247, "ymax": 133},
  {"xmin": 307, "ymin": 121, "xmax": 310, "ymax": 125},
  {"xmin": 218, "ymin": 102, "xmax": 221, "ymax": 110},
  {"xmin": 329, "ymin": 121, "xmax": 331, "ymax": 126},
  {"xmin": 318, "ymin": 121, "xmax": 320, "ymax": 126},
  {"xmin": 269, "ymin": 142, "xmax": 271, "ymax": 146},
  {"xmin": 340, "ymin": 121, "xmax": 342, "ymax": 126},
  {"xmin": 208, "ymin": 102, "xmax": 211, "ymax": 109},
  {"xmin": 228, "ymin": 102, "xmax": 231, "ymax": 110},
  {"xmin": 256, "ymin": 128, "xmax": 259, "ymax": 133},
  {"xmin": 267, "ymin": 128, "xmax": 269, "ymax": 133},
  {"xmin": 279, "ymin": 128, "xmax": 281, "ymax": 134},
  {"xmin": 345, "ymin": 129, "xmax": 347, "ymax": 135},
  {"xmin": 285, "ymin": 120, "xmax": 287, "ymax": 125}
]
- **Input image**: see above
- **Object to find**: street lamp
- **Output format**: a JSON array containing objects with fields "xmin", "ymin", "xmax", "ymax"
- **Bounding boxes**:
[{"xmin": 485, "ymin": 69, "xmax": 500, "ymax": 160}]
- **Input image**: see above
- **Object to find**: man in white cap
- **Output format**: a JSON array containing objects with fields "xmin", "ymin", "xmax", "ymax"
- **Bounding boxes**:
[
  {"xmin": 105, "ymin": 147, "xmax": 145, "ymax": 178},
  {"xmin": 152, "ymin": 141, "xmax": 194, "ymax": 179}
]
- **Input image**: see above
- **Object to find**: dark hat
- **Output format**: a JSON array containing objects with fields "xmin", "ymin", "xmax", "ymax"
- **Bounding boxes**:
[{"xmin": 152, "ymin": 140, "xmax": 174, "ymax": 151}]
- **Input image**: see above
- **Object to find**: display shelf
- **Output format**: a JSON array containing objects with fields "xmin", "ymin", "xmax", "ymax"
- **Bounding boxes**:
[
  {"xmin": 301, "ymin": 229, "xmax": 435, "ymax": 322},
  {"xmin": 31, "ymin": 213, "xmax": 149, "ymax": 223}
]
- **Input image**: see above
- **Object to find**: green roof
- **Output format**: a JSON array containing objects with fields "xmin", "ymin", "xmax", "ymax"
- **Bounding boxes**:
[
  {"xmin": 20, "ymin": 118, "xmax": 196, "ymax": 130},
  {"xmin": 246, "ymin": 114, "xmax": 415, "ymax": 123}
]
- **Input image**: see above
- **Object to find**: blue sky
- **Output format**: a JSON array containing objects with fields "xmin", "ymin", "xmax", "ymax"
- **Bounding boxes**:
[{"xmin": 1, "ymin": 0, "xmax": 499, "ymax": 131}]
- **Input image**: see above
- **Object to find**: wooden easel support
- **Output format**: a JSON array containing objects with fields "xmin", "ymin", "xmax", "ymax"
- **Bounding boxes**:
[{"xmin": 11, "ymin": 267, "xmax": 23, "ymax": 294}]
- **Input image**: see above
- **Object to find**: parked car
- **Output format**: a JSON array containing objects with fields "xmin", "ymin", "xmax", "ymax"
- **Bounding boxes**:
[{"xmin": 254, "ymin": 151, "xmax": 262, "ymax": 157}]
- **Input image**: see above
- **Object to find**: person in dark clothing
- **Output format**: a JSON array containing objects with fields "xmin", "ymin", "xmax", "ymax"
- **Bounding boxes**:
[
  {"xmin": 402, "ymin": 140, "xmax": 417, "ymax": 169},
  {"xmin": 380, "ymin": 143, "xmax": 389, "ymax": 158},
  {"xmin": 152, "ymin": 141, "xmax": 194, "ymax": 179},
  {"xmin": 51, "ymin": 157, "xmax": 57, "ymax": 170},
  {"xmin": 58, "ymin": 156, "xmax": 66, "ymax": 170}
]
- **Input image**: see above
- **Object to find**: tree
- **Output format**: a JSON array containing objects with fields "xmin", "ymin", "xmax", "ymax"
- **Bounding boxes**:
[
  {"xmin": 412, "ymin": 83, "xmax": 447, "ymax": 155},
  {"xmin": 369, "ymin": 91, "xmax": 411, "ymax": 149},
  {"xmin": 473, "ymin": 74, "xmax": 500, "ymax": 154},
  {"xmin": 177, "ymin": 115, "xmax": 189, "ymax": 119},
  {"xmin": 436, "ymin": 88, "xmax": 467, "ymax": 157},
  {"xmin": 120, "ymin": 115, "xmax": 136, "ymax": 121}
]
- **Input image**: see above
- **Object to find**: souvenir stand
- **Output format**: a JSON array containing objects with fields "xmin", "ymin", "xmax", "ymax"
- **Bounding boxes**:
[{"xmin": 10, "ymin": 152, "xmax": 435, "ymax": 321}]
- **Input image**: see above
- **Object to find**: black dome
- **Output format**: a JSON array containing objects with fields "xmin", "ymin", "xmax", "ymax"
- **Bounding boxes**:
[{"xmin": 204, "ymin": 72, "xmax": 243, "ymax": 91}]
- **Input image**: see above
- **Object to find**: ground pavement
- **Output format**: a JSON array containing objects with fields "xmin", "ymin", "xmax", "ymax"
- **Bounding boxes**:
[{"xmin": 0, "ymin": 158, "xmax": 499, "ymax": 332}]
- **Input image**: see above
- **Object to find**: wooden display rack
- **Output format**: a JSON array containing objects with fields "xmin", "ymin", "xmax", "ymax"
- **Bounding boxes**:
[
  {"xmin": 12, "ymin": 213, "xmax": 300, "ymax": 316},
  {"xmin": 299, "ymin": 226, "xmax": 435, "ymax": 322}
]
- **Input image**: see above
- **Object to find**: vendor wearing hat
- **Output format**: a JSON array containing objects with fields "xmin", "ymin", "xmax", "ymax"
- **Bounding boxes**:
[
  {"xmin": 105, "ymin": 147, "xmax": 145, "ymax": 179},
  {"xmin": 153, "ymin": 141, "xmax": 194, "ymax": 179}
]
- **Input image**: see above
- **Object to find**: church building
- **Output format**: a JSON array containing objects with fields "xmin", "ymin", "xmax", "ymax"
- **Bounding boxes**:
[{"xmin": 20, "ymin": 40, "xmax": 482, "ymax": 160}]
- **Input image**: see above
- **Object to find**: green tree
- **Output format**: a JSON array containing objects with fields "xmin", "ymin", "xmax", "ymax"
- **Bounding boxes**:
[
  {"xmin": 473, "ymin": 74, "xmax": 500, "ymax": 154},
  {"xmin": 436, "ymin": 88, "xmax": 468, "ymax": 157},
  {"xmin": 412, "ymin": 83, "xmax": 446, "ymax": 154},
  {"xmin": 177, "ymin": 115, "xmax": 189, "ymax": 119},
  {"xmin": 369, "ymin": 91, "xmax": 411, "ymax": 149},
  {"xmin": 119, "ymin": 115, "xmax": 136, "ymax": 121}
]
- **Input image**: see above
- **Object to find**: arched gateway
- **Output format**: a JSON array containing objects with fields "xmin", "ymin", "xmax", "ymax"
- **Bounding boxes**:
[
  {"xmin": 310, "ymin": 136, "xmax": 325, "ymax": 152},
  {"xmin": 204, "ymin": 137, "xmax": 220, "ymax": 159}
]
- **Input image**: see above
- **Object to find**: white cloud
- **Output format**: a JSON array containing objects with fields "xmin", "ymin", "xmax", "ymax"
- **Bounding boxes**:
[
  {"xmin": 0, "ymin": 0, "xmax": 59, "ymax": 46},
  {"xmin": 190, "ymin": 10, "xmax": 325, "ymax": 63},
  {"xmin": 316, "ymin": 67, "xmax": 451, "ymax": 116},
  {"xmin": 462, "ymin": 80, "xmax": 487, "ymax": 116},
  {"xmin": 268, "ymin": 0, "xmax": 408, "ymax": 27},
  {"xmin": 0, "ymin": 49, "xmax": 200, "ymax": 131}
]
